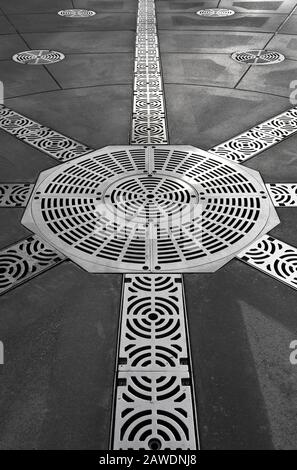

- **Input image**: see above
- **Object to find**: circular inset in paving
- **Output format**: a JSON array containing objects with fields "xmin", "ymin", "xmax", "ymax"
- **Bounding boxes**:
[
  {"xmin": 22, "ymin": 146, "xmax": 277, "ymax": 273},
  {"xmin": 58, "ymin": 9, "xmax": 96, "ymax": 17},
  {"xmin": 231, "ymin": 50, "xmax": 285, "ymax": 65},
  {"xmin": 12, "ymin": 50, "xmax": 65, "ymax": 65},
  {"xmin": 196, "ymin": 8, "xmax": 235, "ymax": 17}
]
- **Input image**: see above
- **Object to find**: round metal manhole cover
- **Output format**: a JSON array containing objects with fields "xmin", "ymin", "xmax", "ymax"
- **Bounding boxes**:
[
  {"xmin": 22, "ymin": 146, "xmax": 277, "ymax": 273},
  {"xmin": 231, "ymin": 50, "xmax": 285, "ymax": 65},
  {"xmin": 58, "ymin": 9, "xmax": 96, "ymax": 17},
  {"xmin": 196, "ymin": 8, "xmax": 235, "ymax": 17},
  {"xmin": 12, "ymin": 50, "xmax": 65, "ymax": 65}
]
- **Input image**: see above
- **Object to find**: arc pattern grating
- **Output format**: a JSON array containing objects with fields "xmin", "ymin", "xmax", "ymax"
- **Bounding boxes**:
[
  {"xmin": 112, "ymin": 274, "xmax": 198, "ymax": 450},
  {"xmin": 131, "ymin": 0, "xmax": 168, "ymax": 144},
  {"xmin": 231, "ymin": 50, "xmax": 285, "ymax": 66},
  {"xmin": 0, "ymin": 106, "xmax": 92, "ymax": 162},
  {"xmin": 0, "ymin": 236, "xmax": 65, "ymax": 296},
  {"xmin": 210, "ymin": 107, "xmax": 297, "ymax": 163},
  {"xmin": 58, "ymin": 9, "xmax": 96, "ymax": 17},
  {"xmin": 22, "ymin": 145, "xmax": 277, "ymax": 273},
  {"xmin": 12, "ymin": 50, "xmax": 65, "ymax": 65},
  {"xmin": 0, "ymin": 183, "xmax": 33, "ymax": 207},
  {"xmin": 196, "ymin": 8, "xmax": 235, "ymax": 17},
  {"xmin": 266, "ymin": 183, "xmax": 297, "ymax": 207},
  {"xmin": 238, "ymin": 235, "xmax": 297, "ymax": 290}
]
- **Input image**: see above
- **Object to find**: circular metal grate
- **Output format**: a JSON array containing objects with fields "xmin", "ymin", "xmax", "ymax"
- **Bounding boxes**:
[
  {"xmin": 231, "ymin": 50, "xmax": 285, "ymax": 65},
  {"xmin": 196, "ymin": 8, "xmax": 235, "ymax": 17},
  {"xmin": 58, "ymin": 9, "xmax": 96, "ymax": 17},
  {"xmin": 12, "ymin": 50, "xmax": 65, "ymax": 65},
  {"xmin": 22, "ymin": 146, "xmax": 277, "ymax": 273}
]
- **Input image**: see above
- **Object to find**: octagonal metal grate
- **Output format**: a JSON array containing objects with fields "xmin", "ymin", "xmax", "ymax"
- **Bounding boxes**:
[
  {"xmin": 22, "ymin": 146, "xmax": 278, "ymax": 273},
  {"xmin": 12, "ymin": 50, "xmax": 65, "ymax": 65},
  {"xmin": 58, "ymin": 9, "xmax": 96, "ymax": 17},
  {"xmin": 231, "ymin": 50, "xmax": 285, "ymax": 65},
  {"xmin": 196, "ymin": 8, "xmax": 235, "ymax": 17}
]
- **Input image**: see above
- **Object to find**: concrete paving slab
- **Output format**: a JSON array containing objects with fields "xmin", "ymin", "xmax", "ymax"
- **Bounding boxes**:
[
  {"xmin": 74, "ymin": 0, "xmax": 138, "ymax": 11},
  {"xmin": 22, "ymin": 31, "xmax": 135, "ymax": 53},
  {"xmin": 266, "ymin": 33, "xmax": 297, "ymax": 60},
  {"xmin": 0, "ymin": 35, "xmax": 27, "ymax": 60},
  {"xmin": 0, "ymin": 209, "xmax": 30, "ymax": 249},
  {"xmin": 238, "ymin": 59, "xmax": 297, "ymax": 97},
  {"xmin": 0, "ymin": 15, "xmax": 15, "ymax": 34},
  {"xmin": 162, "ymin": 53, "xmax": 245, "ymax": 87},
  {"xmin": 220, "ymin": 0, "xmax": 297, "ymax": 14},
  {"xmin": 156, "ymin": 0, "xmax": 218, "ymax": 12},
  {"xmin": 278, "ymin": 13, "xmax": 297, "ymax": 33},
  {"xmin": 44, "ymin": 53, "xmax": 134, "ymax": 88},
  {"xmin": 159, "ymin": 30, "xmax": 273, "ymax": 53},
  {"xmin": 0, "ymin": 0, "xmax": 73, "ymax": 14},
  {"xmin": 0, "ymin": 262, "xmax": 122, "ymax": 449}
]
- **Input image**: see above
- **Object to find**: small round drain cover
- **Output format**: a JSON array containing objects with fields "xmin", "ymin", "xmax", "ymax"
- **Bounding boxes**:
[
  {"xmin": 22, "ymin": 146, "xmax": 278, "ymax": 273},
  {"xmin": 58, "ymin": 9, "xmax": 96, "ymax": 17},
  {"xmin": 12, "ymin": 50, "xmax": 65, "ymax": 65},
  {"xmin": 231, "ymin": 50, "xmax": 285, "ymax": 65},
  {"xmin": 196, "ymin": 8, "xmax": 235, "ymax": 17}
]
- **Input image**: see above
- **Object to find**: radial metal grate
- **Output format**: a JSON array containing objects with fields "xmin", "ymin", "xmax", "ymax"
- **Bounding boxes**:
[
  {"xmin": 238, "ymin": 235, "xmax": 297, "ymax": 290},
  {"xmin": 196, "ymin": 8, "xmax": 235, "ymax": 17},
  {"xmin": 58, "ymin": 9, "xmax": 96, "ymax": 17},
  {"xmin": 12, "ymin": 50, "xmax": 65, "ymax": 65},
  {"xmin": 112, "ymin": 274, "xmax": 198, "ymax": 450},
  {"xmin": 22, "ymin": 145, "xmax": 278, "ymax": 273},
  {"xmin": 210, "ymin": 107, "xmax": 297, "ymax": 163},
  {"xmin": 266, "ymin": 184, "xmax": 297, "ymax": 207},
  {"xmin": 231, "ymin": 50, "xmax": 285, "ymax": 65},
  {"xmin": 0, "ymin": 183, "xmax": 33, "ymax": 207},
  {"xmin": 0, "ymin": 236, "xmax": 64, "ymax": 295},
  {"xmin": 0, "ymin": 106, "xmax": 92, "ymax": 162}
]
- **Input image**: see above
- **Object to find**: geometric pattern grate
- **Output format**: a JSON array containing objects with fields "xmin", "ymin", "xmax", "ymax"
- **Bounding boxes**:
[
  {"xmin": 231, "ymin": 50, "xmax": 285, "ymax": 66},
  {"xmin": 0, "ymin": 106, "xmax": 93, "ymax": 162},
  {"xmin": 112, "ymin": 274, "xmax": 198, "ymax": 450},
  {"xmin": 210, "ymin": 107, "xmax": 297, "ymax": 163},
  {"xmin": 196, "ymin": 8, "xmax": 235, "ymax": 17},
  {"xmin": 0, "ymin": 235, "xmax": 65, "ymax": 296},
  {"xmin": 58, "ymin": 9, "xmax": 96, "ymax": 17},
  {"xmin": 12, "ymin": 50, "xmax": 65, "ymax": 65},
  {"xmin": 238, "ymin": 235, "xmax": 297, "ymax": 290},
  {"xmin": 0, "ymin": 183, "xmax": 34, "ymax": 207},
  {"xmin": 266, "ymin": 183, "xmax": 297, "ymax": 207}
]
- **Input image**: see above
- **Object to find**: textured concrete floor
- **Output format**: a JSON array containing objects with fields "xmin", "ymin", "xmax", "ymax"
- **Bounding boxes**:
[{"xmin": 0, "ymin": 0, "xmax": 297, "ymax": 450}]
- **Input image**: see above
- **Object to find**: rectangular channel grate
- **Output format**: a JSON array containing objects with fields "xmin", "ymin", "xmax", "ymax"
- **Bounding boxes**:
[
  {"xmin": 0, "ymin": 106, "xmax": 93, "ymax": 162},
  {"xmin": 112, "ymin": 274, "xmax": 199, "ymax": 450},
  {"xmin": 0, "ymin": 183, "xmax": 34, "ymax": 207},
  {"xmin": 210, "ymin": 107, "xmax": 297, "ymax": 163},
  {"xmin": 131, "ymin": 0, "xmax": 168, "ymax": 144}
]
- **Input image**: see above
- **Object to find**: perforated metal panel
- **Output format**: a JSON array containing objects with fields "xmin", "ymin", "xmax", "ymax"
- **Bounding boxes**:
[
  {"xmin": 112, "ymin": 274, "xmax": 198, "ymax": 450},
  {"xmin": 0, "ymin": 183, "xmax": 33, "ymax": 207},
  {"xmin": 231, "ymin": 50, "xmax": 285, "ymax": 65},
  {"xmin": 12, "ymin": 50, "xmax": 65, "ymax": 65},
  {"xmin": 58, "ymin": 9, "xmax": 96, "ymax": 17},
  {"xmin": 266, "ymin": 184, "xmax": 297, "ymax": 207},
  {"xmin": 196, "ymin": 8, "xmax": 235, "ymax": 17},
  {"xmin": 22, "ymin": 145, "xmax": 279, "ymax": 273}
]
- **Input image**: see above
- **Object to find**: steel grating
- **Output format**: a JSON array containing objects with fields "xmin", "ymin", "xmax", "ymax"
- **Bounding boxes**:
[
  {"xmin": 131, "ymin": 0, "xmax": 168, "ymax": 144},
  {"xmin": 231, "ymin": 50, "xmax": 285, "ymax": 65},
  {"xmin": 0, "ymin": 235, "xmax": 65, "ymax": 295},
  {"xmin": 12, "ymin": 50, "xmax": 65, "ymax": 65},
  {"xmin": 238, "ymin": 235, "xmax": 297, "ymax": 290},
  {"xmin": 112, "ymin": 274, "xmax": 198, "ymax": 450},
  {"xmin": 210, "ymin": 107, "xmax": 297, "ymax": 163},
  {"xmin": 196, "ymin": 8, "xmax": 235, "ymax": 17},
  {"xmin": 22, "ymin": 145, "xmax": 278, "ymax": 273},
  {"xmin": 0, "ymin": 106, "xmax": 93, "ymax": 162},
  {"xmin": 58, "ymin": 9, "xmax": 96, "ymax": 17},
  {"xmin": 266, "ymin": 183, "xmax": 297, "ymax": 207},
  {"xmin": 0, "ymin": 183, "xmax": 34, "ymax": 207}
]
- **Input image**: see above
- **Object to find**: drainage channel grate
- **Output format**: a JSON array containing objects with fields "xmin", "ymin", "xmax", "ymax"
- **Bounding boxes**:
[
  {"xmin": 111, "ymin": 274, "xmax": 198, "ymax": 450},
  {"xmin": 0, "ymin": 183, "xmax": 34, "ymax": 207},
  {"xmin": 22, "ymin": 145, "xmax": 277, "ymax": 273},
  {"xmin": 131, "ymin": 0, "xmax": 168, "ymax": 144},
  {"xmin": 0, "ymin": 106, "xmax": 92, "ymax": 161},
  {"xmin": 196, "ymin": 8, "xmax": 235, "ymax": 17},
  {"xmin": 12, "ymin": 50, "xmax": 65, "ymax": 65},
  {"xmin": 210, "ymin": 107, "xmax": 297, "ymax": 163},
  {"xmin": 0, "ymin": 236, "xmax": 65, "ymax": 295},
  {"xmin": 231, "ymin": 50, "xmax": 285, "ymax": 65},
  {"xmin": 58, "ymin": 9, "xmax": 96, "ymax": 17},
  {"xmin": 266, "ymin": 183, "xmax": 297, "ymax": 207},
  {"xmin": 238, "ymin": 235, "xmax": 297, "ymax": 290}
]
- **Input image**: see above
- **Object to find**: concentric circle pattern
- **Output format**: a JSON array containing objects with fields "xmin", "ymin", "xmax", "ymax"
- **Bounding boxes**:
[
  {"xmin": 58, "ymin": 9, "xmax": 96, "ymax": 17},
  {"xmin": 22, "ymin": 146, "xmax": 276, "ymax": 273},
  {"xmin": 231, "ymin": 50, "xmax": 285, "ymax": 65},
  {"xmin": 196, "ymin": 8, "xmax": 235, "ymax": 17},
  {"xmin": 12, "ymin": 50, "xmax": 65, "ymax": 65}
]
